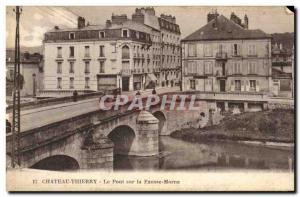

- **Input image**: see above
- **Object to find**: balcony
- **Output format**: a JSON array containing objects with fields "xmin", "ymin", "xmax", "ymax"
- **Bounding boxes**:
[
  {"xmin": 216, "ymin": 70, "xmax": 228, "ymax": 78},
  {"xmin": 121, "ymin": 69, "xmax": 131, "ymax": 76},
  {"xmin": 216, "ymin": 52, "xmax": 228, "ymax": 61}
]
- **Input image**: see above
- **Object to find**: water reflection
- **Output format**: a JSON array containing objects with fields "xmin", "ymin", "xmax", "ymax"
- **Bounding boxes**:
[{"xmin": 114, "ymin": 136, "xmax": 294, "ymax": 171}]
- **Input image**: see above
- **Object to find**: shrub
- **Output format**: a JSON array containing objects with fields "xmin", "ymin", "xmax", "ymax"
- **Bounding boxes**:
[{"xmin": 258, "ymin": 119, "xmax": 277, "ymax": 135}]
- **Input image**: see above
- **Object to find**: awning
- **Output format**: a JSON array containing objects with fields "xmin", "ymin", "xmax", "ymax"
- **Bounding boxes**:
[{"xmin": 147, "ymin": 73, "xmax": 157, "ymax": 82}]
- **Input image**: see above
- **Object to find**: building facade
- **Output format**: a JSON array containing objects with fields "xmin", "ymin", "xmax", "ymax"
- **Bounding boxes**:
[
  {"xmin": 42, "ymin": 7, "xmax": 181, "ymax": 97},
  {"xmin": 271, "ymin": 43, "xmax": 293, "ymax": 97},
  {"xmin": 182, "ymin": 12, "xmax": 272, "ymax": 95},
  {"xmin": 6, "ymin": 50, "xmax": 43, "ymax": 97}
]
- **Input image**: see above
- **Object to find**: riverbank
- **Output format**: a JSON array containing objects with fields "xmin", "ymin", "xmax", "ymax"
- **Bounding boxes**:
[{"xmin": 171, "ymin": 108, "xmax": 294, "ymax": 145}]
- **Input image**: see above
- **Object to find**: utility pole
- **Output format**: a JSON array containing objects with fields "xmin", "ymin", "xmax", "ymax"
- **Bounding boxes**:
[{"xmin": 11, "ymin": 6, "xmax": 22, "ymax": 168}]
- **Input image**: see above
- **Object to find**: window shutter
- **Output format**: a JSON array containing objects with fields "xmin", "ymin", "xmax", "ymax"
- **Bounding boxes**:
[
  {"xmin": 231, "ymin": 44, "xmax": 234, "ymax": 56},
  {"xmin": 256, "ymin": 80, "xmax": 260, "ymax": 92},
  {"xmin": 230, "ymin": 80, "xmax": 235, "ymax": 91},
  {"xmin": 237, "ymin": 44, "xmax": 242, "ymax": 56},
  {"xmin": 241, "ymin": 80, "xmax": 245, "ymax": 92},
  {"xmin": 246, "ymin": 80, "xmax": 250, "ymax": 91}
]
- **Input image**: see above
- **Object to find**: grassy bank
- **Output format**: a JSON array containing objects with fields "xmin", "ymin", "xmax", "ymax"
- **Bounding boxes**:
[{"xmin": 171, "ymin": 108, "xmax": 294, "ymax": 143}]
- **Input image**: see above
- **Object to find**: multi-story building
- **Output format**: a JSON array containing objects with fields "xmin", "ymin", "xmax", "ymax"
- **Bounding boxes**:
[
  {"xmin": 272, "ymin": 43, "xmax": 293, "ymax": 73},
  {"xmin": 6, "ymin": 50, "xmax": 43, "ymax": 97},
  {"xmin": 182, "ymin": 12, "xmax": 272, "ymax": 95},
  {"xmin": 271, "ymin": 43, "xmax": 293, "ymax": 97},
  {"xmin": 132, "ymin": 8, "xmax": 181, "ymax": 87},
  {"xmin": 42, "ymin": 7, "xmax": 181, "ymax": 97}
]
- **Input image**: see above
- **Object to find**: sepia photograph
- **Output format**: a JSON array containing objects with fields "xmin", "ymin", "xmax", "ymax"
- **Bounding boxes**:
[{"xmin": 5, "ymin": 4, "xmax": 295, "ymax": 192}]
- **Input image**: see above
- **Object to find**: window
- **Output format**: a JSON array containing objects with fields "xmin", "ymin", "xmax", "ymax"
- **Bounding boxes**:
[
  {"xmin": 99, "ymin": 61, "xmax": 105, "ymax": 73},
  {"xmin": 190, "ymin": 79, "xmax": 196, "ymax": 90},
  {"xmin": 69, "ymin": 32, "xmax": 75, "ymax": 39},
  {"xmin": 250, "ymin": 80, "xmax": 256, "ymax": 91},
  {"xmin": 70, "ymin": 77, "xmax": 74, "ymax": 89},
  {"xmin": 122, "ymin": 45, "xmax": 130, "ymax": 59},
  {"xmin": 99, "ymin": 45, "xmax": 105, "ymax": 57},
  {"xmin": 233, "ymin": 62, "xmax": 242, "ymax": 74},
  {"xmin": 57, "ymin": 77, "xmax": 62, "ymax": 89},
  {"xmin": 84, "ymin": 61, "xmax": 90, "ymax": 73},
  {"xmin": 248, "ymin": 62, "xmax": 256, "ymax": 74},
  {"xmin": 57, "ymin": 47, "xmax": 62, "ymax": 58},
  {"xmin": 235, "ymin": 80, "xmax": 241, "ymax": 91},
  {"xmin": 204, "ymin": 44, "xmax": 213, "ymax": 56},
  {"xmin": 233, "ymin": 44, "xmax": 238, "ymax": 56},
  {"xmin": 85, "ymin": 77, "xmax": 90, "ymax": 89},
  {"xmin": 204, "ymin": 61, "xmax": 213, "ymax": 74},
  {"xmin": 69, "ymin": 46, "xmax": 74, "ymax": 58},
  {"xmin": 57, "ymin": 62, "xmax": 62, "ymax": 74},
  {"xmin": 69, "ymin": 61, "xmax": 74, "ymax": 73},
  {"xmin": 99, "ymin": 31, "xmax": 105, "ymax": 38},
  {"xmin": 248, "ymin": 44, "xmax": 256, "ymax": 56},
  {"xmin": 111, "ymin": 42, "xmax": 116, "ymax": 53},
  {"xmin": 205, "ymin": 79, "xmax": 213, "ymax": 91},
  {"xmin": 84, "ymin": 46, "xmax": 90, "ymax": 57},
  {"xmin": 188, "ymin": 44, "xmax": 196, "ymax": 57},
  {"xmin": 122, "ymin": 29, "xmax": 128, "ymax": 37}
]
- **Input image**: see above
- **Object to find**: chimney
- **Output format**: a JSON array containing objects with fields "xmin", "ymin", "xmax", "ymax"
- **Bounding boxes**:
[
  {"xmin": 23, "ymin": 51, "xmax": 30, "ymax": 60},
  {"xmin": 230, "ymin": 12, "xmax": 242, "ymax": 26},
  {"xmin": 132, "ymin": 12, "xmax": 145, "ymax": 24},
  {"xmin": 244, "ymin": 14, "xmax": 249, "ymax": 29},
  {"xmin": 207, "ymin": 11, "xmax": 219, "ymax": 23},
  {"xmin": 106, "ymin": 20, "xmax": 112, "ymax": 28},
  {"xmin": 78, "ymin": 16, "xmax": 85, "ymax": 29},
  {"xmin": 111, "ymin": 14, "xmax": 128, "ymax": 24}
]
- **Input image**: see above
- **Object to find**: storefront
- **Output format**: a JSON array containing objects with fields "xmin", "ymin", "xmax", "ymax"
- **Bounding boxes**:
[
  {"xmin": 145, "ymin": 73, "xmax": 158, "ymax": 89},
  {"xmin": 133, "ymin": 74, "xmax": 143, "ymax": 90},
  {"xmin": 97, "ymin": 74, "xmax": 117, "ymax": 91}
]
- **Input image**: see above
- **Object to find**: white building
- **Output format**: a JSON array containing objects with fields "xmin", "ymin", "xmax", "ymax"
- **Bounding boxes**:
[{"xmin": 42, "ymin": 8, "xmax": 182, "ymax": 97}]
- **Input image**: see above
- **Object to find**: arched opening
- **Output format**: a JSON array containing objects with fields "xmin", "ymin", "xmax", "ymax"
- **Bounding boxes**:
[
  {"xmin": 30, "ymin": 155, "xmax": 79, "ymax": 171},
  {"xmin": 108, "ymin": 125, "xmax": 136, "ymax": 170},
  {"xmin": 121, "ymin": 45, "xmax": 130, "ymax": 59},
  {"xmin": 108, "ymin": 125, "xmax": 135, "ymax": 155},
  {"xmin": 153, "ymin": 111, "xmax": 166, "ymax": 135}
]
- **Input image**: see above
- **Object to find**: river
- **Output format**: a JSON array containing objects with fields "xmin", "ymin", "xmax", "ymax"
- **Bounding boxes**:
[{"xmin": 114, "ymin": 136, "xmax": 294, "ymax": 171}]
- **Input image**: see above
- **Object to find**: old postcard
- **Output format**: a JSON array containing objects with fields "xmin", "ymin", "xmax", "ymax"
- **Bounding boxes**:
[{"xmin": 5, "ymin": 6, "xmax": 295, "ymax": 192}]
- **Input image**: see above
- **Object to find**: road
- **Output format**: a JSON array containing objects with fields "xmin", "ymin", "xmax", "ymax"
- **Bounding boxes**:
[{"xmin": 6, "ymin": 87, "xmax": 180, "ymax": 133}]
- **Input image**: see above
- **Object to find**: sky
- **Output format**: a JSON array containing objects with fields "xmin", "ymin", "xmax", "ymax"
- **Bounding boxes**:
[{"xmin": 6, "ymin": 6, "xmax": 294, "ymax": 48}]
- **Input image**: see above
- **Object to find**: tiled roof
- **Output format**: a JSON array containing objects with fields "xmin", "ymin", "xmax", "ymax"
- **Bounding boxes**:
[
  {"xmin": 47, "ymin": 20, "xmax": 152, "ymax": 34},
  {"xmin": 182, "ymin": 15, "xmax": 271, "ymax": 42},
  {"xmin": 6, "ymin": 49, "xmax": 42, "ymax": 64}
]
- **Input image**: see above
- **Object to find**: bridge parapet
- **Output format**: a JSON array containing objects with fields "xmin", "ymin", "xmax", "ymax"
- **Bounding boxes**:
[{"xmin": 6, "ymin": 91, "xmax": 105, "ymax": 113}]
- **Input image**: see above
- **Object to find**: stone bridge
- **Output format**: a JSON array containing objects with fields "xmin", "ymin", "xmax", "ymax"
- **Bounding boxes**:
[{"xmin": 6, "ymin": 91, "xmax": 269, "ymax": 171}]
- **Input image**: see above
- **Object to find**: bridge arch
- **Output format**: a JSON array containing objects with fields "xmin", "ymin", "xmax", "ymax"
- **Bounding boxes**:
[
  {"xmin": 108, "ymin": 125, "xmax": 136, "ymax": 155},
  {"xmin": 30, "ymin": 155, "xmax": 80, "ymax": 171},
  {"xmin": 152, "ymin": 111, "xmax": 167, "ymax": 135}
]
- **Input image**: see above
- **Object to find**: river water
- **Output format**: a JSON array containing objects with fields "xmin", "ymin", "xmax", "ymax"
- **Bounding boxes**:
[{"xmin": 114, "ymin": 136, "xmax": 294, "ymax": 171}]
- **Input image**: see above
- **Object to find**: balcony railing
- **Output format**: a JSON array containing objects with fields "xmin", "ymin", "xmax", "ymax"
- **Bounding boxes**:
[
  {"xmin": 121, "ymin": 69, "xmax": 131, "ymax": 76},
  {"xmin": 216, "ymin": 70, "xmax": 228, "ymax": 78},
  {"xmin": 216, "ymin": 52, "xmax": 228, "ymax": 60},
  {"xmin": 183, "ymin": 91, "xmax": 267, "ymax": 102}
]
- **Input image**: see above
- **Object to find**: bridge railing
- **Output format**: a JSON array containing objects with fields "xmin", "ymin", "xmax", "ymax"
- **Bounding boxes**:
[
  {"xmin": 6, "ymin": 91, "xmax": 106, "ymax": 113},
  {"xmin": 176, "ymin": 91, "xmax": 268, "ymax": 102}
]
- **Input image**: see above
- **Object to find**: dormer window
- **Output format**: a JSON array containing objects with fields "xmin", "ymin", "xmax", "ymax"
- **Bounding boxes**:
[
  {"xmin": 69, "ymin": 32, "xmax": 75, "ymax": 40},
  {"xmin": 122, "ymin": 29, "xmax": 128, "ymax": 38},
  {"xmin": 99, "ymin": 31, "xmax": 105, "ymax": 38}
]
